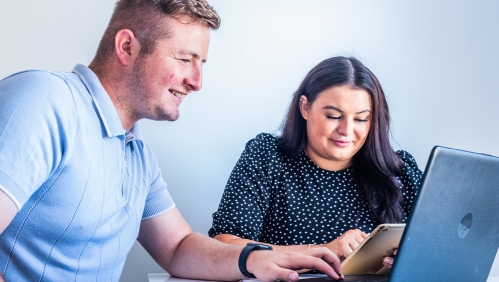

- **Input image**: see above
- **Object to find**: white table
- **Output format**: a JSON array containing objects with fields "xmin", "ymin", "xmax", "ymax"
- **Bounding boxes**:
[
  {"xmin": 149, "ymin": 273, "xmax": 499, "ymax": 282},
  {"xmin": 149, "ymin": 273, "xmax": 213, "ymax": 282}
]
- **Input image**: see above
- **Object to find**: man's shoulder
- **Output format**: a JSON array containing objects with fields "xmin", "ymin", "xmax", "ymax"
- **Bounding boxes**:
[
  {"xmin": 0, "ymin": 69, "xmax": 84, "ymax": 128},
  {"xmin": 1, "ymin": 69, "xmax": 82, "ymax": 102},
  {"xmin": 2, "ymin": 69, "xmax": 72, "ymax": 88}
]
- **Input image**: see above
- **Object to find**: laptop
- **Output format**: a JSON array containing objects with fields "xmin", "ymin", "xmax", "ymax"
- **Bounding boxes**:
[{"xmin": 305, "ymin": 146, "xmax": 499, "ymax": 282}]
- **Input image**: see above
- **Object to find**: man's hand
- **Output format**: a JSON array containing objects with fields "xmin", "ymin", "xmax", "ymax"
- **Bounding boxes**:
[
  {"xmin": 321, "ymin": 229, "xmax": 368, "ymax": 260},
  {"xmin": 246, "ymin": 247, "xmax": 344, "ymax": 282}
]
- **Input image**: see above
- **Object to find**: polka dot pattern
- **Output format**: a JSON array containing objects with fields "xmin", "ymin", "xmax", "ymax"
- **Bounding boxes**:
[{"xmin": 209, "ymin": 133, "xmax": 422, "ymax": 246}]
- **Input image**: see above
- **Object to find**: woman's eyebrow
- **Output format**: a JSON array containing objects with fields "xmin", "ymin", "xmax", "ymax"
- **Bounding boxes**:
[
  {"xmin": 322, "ymin": 105, "xmax": 371, "ymax": 114},
  {"xmin": 355, "ymin": 109, "xmax": 371, "ymax": 114},
  {"xmin": 322, "ymin": 105, "xmax": 343, "ymax": 112}
]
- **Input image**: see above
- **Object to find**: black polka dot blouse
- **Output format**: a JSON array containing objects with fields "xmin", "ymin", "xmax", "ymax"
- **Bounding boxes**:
[{"xmin": 209, "ymin": 133, "xmax": 422, "ymax": 246}]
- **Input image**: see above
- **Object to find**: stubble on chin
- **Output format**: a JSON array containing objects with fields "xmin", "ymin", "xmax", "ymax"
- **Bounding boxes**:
[{"xmin": 155, "ymin": 105, "xmax": 179, "ymax": 122}]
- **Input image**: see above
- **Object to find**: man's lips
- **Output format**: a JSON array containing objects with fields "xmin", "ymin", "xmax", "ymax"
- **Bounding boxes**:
[{"xmin": 170, "ymin": 89, "xmax": 186, "ymax": 99}]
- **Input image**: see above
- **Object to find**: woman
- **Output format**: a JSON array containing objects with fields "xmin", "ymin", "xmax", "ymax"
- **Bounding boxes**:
[{"xmin": 209, "ymin": 56, "xmax": 422, "ymax": 267}]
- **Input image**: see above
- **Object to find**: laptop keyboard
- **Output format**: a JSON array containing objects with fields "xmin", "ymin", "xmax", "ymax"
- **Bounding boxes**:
[
  {"xmin": 342, "ymin": 278, "xmax": 387, "ymax": 282},
  {"xmin": 300, "ymin": 274, "xmax": 388, "ymax": 282}
]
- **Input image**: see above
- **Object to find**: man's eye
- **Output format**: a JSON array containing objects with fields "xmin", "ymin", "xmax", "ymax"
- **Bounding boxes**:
[{"xmin": 179, "ymin": 59, "xmax": 190, "ymax": 63}]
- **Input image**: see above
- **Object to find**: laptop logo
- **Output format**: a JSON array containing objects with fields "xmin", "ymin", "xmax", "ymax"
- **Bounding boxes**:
[{"xmin": 458, "ymin": 213, "xmax": 473, "ymax": 238}]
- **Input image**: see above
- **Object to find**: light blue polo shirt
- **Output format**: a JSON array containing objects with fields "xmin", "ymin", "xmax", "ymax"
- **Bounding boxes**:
[{"xmin": 0, "ymin": 64, "xmax": 175, "ymax": 281}]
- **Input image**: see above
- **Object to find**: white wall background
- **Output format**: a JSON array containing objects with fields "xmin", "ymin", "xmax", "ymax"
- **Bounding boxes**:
[{"xmin": 1, "ymin": 1, "xmax": 499, "ymax": 281}]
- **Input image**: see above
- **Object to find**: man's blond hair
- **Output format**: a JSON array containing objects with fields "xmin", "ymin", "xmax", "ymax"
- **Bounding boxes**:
[{"xmin": 92, "ymin": 0, "xmax": 220, "ymax": 66}]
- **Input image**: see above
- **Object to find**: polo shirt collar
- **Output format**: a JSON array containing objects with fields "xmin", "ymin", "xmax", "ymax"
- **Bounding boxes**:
[{"xmin": 72, "ymin": 64, "xmax": 126, "ymax": 138}]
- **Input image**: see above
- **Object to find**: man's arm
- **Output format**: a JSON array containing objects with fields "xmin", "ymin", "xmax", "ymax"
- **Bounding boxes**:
[
  {"xmin": 215, "ymin": 229, "xmax": 368, "ymax": 257},
  {"xmin": 0, "ymin": 188, "xmax": 18, "ymax": 282},
  {"xmin": 138, "ymin": 207, "xmax": 344, "ymax": 281},
  {"xmin": 0, "ymin": 188, "xmax": 17, "ymax": 235}
]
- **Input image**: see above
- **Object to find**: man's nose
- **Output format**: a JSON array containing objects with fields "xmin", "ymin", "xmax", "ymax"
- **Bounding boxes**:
[{"xmin": 185, "ymin": 64, "xmax": 202, "ymax": 91}]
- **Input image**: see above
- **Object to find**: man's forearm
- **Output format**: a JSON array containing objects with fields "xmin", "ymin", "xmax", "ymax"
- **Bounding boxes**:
[
  {"xmin": 166, "ymin": 233, "xmax": 244, "ymax": 281},
  {"xmin": 214, "ymin": 233, "xmax": 312, "ymax": 251},
  {"xmin": 166, "ymin": 233, "xmax": 344, "ymax": 282},
  {"xmin": 137, "ymin": 208, "xmax": 342, "ymax": 282}
]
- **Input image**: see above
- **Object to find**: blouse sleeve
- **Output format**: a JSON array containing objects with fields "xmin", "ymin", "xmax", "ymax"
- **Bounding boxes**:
[
  {"xmin": 209, "ymin": 133, "xmax": 281, "ymax": 240},
  {"xmin": 396, "ymin": 150, "xmax": 423, "ymax": 222}
]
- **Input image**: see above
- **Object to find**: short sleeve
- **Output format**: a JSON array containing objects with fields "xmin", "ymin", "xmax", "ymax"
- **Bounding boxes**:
[
  {"xmin": 209, "ymin": 133, "xmax": 280, "ymax": 240},
  {"xmin": 396, "ymin": 150, "xmax": 423, "ymax": 221},
  {"xmin": 0, "ymin": 71, "xmax": 77, "ymax": 209},
  {"xmin": 139, "ymin": 139, "xmax": 175, "ymax": 220}
]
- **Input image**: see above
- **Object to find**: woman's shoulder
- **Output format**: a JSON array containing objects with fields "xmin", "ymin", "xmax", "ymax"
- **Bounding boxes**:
[
  {"xmin": 244, "ymin": 133, "xmax": 279, "ymax": 152},
  {"xmin": 396, "ymin": 150, "xmax": 418, "ymax": 168},
  {"xmin": 241, "ymin": 133, "xmax": 286, "ymax": 165},
  {"xmin": 395, "ymin": 150, "xmax": 423, "ymax": 186}
]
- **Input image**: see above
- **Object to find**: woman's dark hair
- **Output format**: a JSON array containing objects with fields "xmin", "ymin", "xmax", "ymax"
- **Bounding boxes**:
[{"xmin": 277, "ymin": 56, "xmax": 404, "ymax": 223}]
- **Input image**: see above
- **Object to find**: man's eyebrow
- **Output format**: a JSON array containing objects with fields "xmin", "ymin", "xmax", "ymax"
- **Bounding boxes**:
[
  {"xmin": 180, "ymin": 50, "xmax": 207, "ymax": 63},
  {"xmin": 322, "ymin": 105, "xmax": 371, "ymax": 114}
]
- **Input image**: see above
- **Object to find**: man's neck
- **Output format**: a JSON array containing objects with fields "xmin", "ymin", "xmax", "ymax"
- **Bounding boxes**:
[{"xmin": 88, "ymin": 63, "xmax": 135, "ymax": 131}]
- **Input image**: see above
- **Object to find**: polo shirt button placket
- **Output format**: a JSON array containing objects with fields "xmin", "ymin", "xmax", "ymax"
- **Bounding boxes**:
[
  {"xmin": 122, "ymin": 132, "xmax": 135, "ymax": 198},
  {"xmin": 120, "ymin": 137, "xmax": 127, "ymax": 198}
]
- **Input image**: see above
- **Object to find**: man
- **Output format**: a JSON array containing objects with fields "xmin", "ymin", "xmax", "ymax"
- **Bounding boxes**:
[{"xmin": 0, "ymin": 0, "xmax": 343, "ymax": 281}]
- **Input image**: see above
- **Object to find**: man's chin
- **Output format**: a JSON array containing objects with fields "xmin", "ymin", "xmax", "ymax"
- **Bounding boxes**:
[
  {"xmin": 154, "ymin": 109, "xmax": 179, "ymax": 122},
  {"xmin": 157, "ymin": 115, "xmax": 179, "ymax": 122},
  {"xmin": 166, "ymin": 116, "xmax": 179, "ymax": 122}
]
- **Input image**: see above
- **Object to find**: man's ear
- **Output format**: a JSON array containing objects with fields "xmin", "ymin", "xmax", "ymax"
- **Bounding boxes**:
[
  {"xmin": 114, "ymin": 29, "xmax": 141, "ymax": 66},
  {"xmin": 299, "ymin": 95, "xmax": 309, "ymax": 120}
]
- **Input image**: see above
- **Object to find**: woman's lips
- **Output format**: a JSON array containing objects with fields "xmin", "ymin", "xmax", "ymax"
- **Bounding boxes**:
[{"xmin": 331, "ymin": 139, "xmax": 351, "ymax": 147}]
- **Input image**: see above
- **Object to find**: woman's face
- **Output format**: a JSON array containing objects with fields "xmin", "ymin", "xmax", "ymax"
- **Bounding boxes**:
[{"xmin": 300, "ymin": 84, "xmax": 372, "ymax": 171}]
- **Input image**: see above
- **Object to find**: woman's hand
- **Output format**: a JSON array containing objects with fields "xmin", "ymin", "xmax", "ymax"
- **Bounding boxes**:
[
  {"xmin": 319, "ymin": 229, "xmax": 368, "ymax": 260},
  {"xmin": 382, "ymin": 248, "xmax": 397, "ymax": 268}
]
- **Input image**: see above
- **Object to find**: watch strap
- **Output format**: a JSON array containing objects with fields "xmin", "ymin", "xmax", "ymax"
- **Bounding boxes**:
[{"xmin": 238, "ymin": 243, "xmax": 273, "ymax": 278}]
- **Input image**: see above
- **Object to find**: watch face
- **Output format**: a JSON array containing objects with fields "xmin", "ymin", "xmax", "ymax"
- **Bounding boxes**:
[{"xmin": 248, "ymin": 243, "xmax": 273, "ymax": 250}]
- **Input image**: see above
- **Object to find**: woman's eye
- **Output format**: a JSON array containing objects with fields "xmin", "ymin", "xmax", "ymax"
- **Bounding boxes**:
[
  {"xmin": 356, "ymin": 118, "xmax": 369, "ymax": 122},
  {"xmin": 326, "ymin": 115, "xmax": 341, "ymax": 120}
]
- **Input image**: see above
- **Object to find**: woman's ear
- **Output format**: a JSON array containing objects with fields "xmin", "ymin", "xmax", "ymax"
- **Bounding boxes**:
[
  {"xmin": 114, "ymin": 29, "xmax": 141, "ymax": 66},
  {"xmin": 299, "ymin": 95, "xmax": 309, "ymax": 120}
]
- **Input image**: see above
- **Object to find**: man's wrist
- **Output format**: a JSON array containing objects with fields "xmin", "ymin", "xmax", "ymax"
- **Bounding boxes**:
[
  {"xmin": 308, "ymin": 243, "xmax": 323, "ymax": 249},
  {"xmin": 238, "ymin": 243, "xmax": 273, "ymax": 278}
]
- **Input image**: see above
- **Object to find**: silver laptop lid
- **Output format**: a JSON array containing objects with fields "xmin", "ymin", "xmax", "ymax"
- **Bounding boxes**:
[{"xmin": 390, "ymin": 146, "xmax": 499, "ymax": 281}]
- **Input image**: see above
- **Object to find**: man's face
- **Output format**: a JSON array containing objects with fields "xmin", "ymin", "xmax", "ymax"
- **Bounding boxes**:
[{"xmin": 127, "ymin": 16, "xmax": 210, "ymax": 122}]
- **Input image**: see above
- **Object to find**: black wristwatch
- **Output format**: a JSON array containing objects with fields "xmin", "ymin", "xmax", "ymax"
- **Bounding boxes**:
[{"xmin": 238, "ymin": 243, "xmax": 273, "ymax": 278}]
